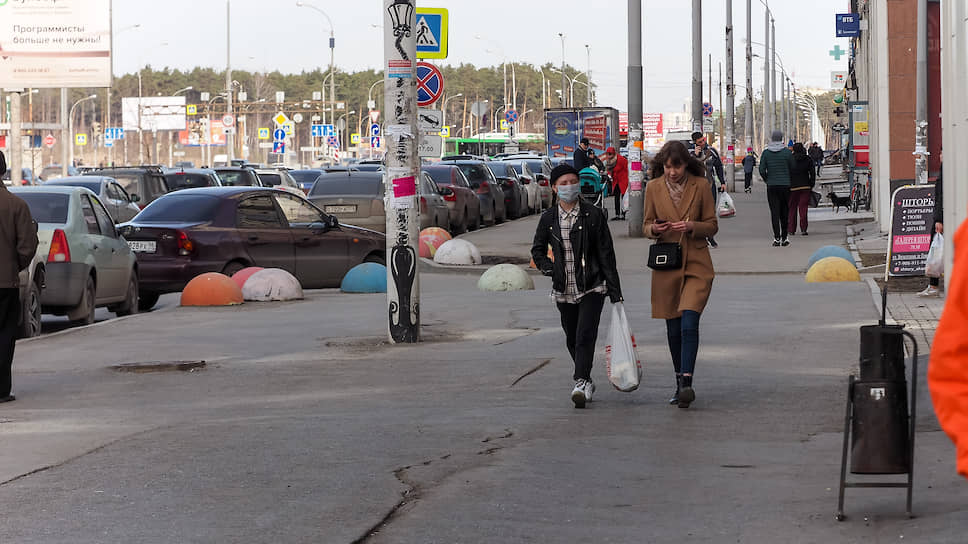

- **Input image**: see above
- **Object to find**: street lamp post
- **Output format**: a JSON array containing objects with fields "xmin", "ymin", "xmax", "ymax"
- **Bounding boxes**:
[
  {"xmin": 442, "ymin": 93, "xmax": 462, "ymax": 132},
  {"xmin": 558, "ymin": 33, "xmax": 567, "ymax": 107},
  {"xmin": 336, "ymin": 110, "xmax": 355, "ymax": 152},
  {"xmin": 69, "ymin": 94, "xmax": 97, "ymax": 169},
  {"xmin": 585, "ymin": 44, "xmax": 591, "ymax": 107},
  {"xmin": 225, "ymin": 0, "xmax": 235, "ymax": 162},
  {"xmin": 109, "ymin": 23, "xmax": 141, "ymax": 167},
  {"xmin": 168, "ymin": 86, "xmax": 193, "ymax": 166},
  {"xmin": 297, "ymin": 1, "xmax": 335, "ymax": 129}
]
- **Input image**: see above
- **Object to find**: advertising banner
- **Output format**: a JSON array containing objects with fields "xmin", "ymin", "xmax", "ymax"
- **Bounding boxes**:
[
  {"xmin": 643, "ymin": 113, "xmax": 663, "ymax": 139},
  {"xmin": 179, "ymin": 120, "xmax": 225, "ymax": 147},
  {"xmin": 122, "ymin": 97, "xmax": 188, "ymax": 132},
  {"xmin": 0, "ymin": 0, "xmax": 112, "ymax": 88},
  {"xmin": 887, "ymin": 185, "xmax": 936, "ymax": 277},
  {"xmin": 545, "ymin": 110, "xmax": 578, "ymax": 158},
  {"xmin": 582, "ymin": 113, "xmax": 608, "ymax": 151}
]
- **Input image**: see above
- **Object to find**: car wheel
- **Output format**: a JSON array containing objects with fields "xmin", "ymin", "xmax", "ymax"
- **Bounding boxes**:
[
  {"xmin": 470, "ymin": 210, "xmax": 481, "ymax": 231},
  {"xmin": 494, "ymin": 203, "xmax": 503, "ymax": 224},
  {"xmin": 18, "ymin": 279, "xmax": 42, "ymax": 338},
  {"xmin": 364, "ymin": 253, "xmax": 386, "ymax": 266},
  {"xmin": 138, "ymin": 292, "xmax": 160, "ymax": 312},
  {"xmin": 69, "ymin": 276, "xmax": 96, "ymax": 326},
  {"xmin": 115, "ymin": 271, "xmax": 139, "ymax": 317},
  {"xmin": 222, "ymin": 260, "xmax": 247, "ymax": 277}
]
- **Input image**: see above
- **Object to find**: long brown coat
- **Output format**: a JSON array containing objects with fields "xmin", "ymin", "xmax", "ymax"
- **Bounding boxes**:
[{"xmin": 642, "ymin": 174, "xmax": 718, "ymax": 319}]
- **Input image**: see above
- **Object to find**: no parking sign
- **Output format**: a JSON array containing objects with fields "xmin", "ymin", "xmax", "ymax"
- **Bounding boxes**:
[{"xmin": 416, "ymin": 62, "xmax": 444, "ymax": 107}]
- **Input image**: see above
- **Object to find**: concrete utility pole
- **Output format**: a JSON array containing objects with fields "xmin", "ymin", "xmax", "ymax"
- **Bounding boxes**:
[
  {"xmin": 60, "ymin": 88, "xmax": 69, "ymax": 177},
  {"xmin": 726, "ymin": 0, "xmax": 735, "ymax": 191},
  {"xmin": 718, "ymin": 62, "xmax": 723, "ymax": 148},
  {"xmin": 771, "ymin": 17, "xmax": 777, "ymax": 134},
  {"xmin": 627, "ymin": 0, "xmax": 645, "ymax": 237},
  {"xmin": 585, "ymin": 44, "xmax": 592, "ymax": 107},
  {"xmin": 691, "ymin": 0, "xmax": 703, "ymax": 132},
  {"xmin": 763, "ymin": 6, "xmax": 771, "ymax": 139},
  {"xmin": 914, "ymin": 0, "xmax": 929, "ymax": 185},
  {"xmin": 745, "ymin": 0, "xmax": 754, "ymax": 155},
  {"xmin": 225, "ymin": 0, "xmax": 235, "ymax": 162},
  {"xmin": 559, "ymin": 33, "xmax": 567, "ymax": 107},
  {"xmin": 383, "ymin": 0, "xmax": 420, "ymax": 343},
  {"xmin": 780, "ymin": 72, "xmax": 786, "ymax": 138},
  {"xmin": 708, "ymin": 54, "xmax": 712, "ymax": 138},
  {"xmin": 9, "ymin": 92, "xmax": 22, "ymax": 185}
]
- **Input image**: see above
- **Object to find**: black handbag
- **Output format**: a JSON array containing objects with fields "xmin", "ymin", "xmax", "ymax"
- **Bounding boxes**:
[{"xmin": 647, "ymin": 241, "xmax": 683, "ymax": 270}]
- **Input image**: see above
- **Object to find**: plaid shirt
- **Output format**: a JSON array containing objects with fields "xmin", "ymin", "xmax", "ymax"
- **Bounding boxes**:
[{"xmin": 552, "ymin": 204, "xmax": 607, "ymax": 304}]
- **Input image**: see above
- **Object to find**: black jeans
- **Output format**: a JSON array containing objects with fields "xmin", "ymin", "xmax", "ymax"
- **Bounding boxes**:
[
  {"xmin": 767, "ymin": 186, "xmax": 791, "ymax": 240},
  {"xmin": 744, "ymin": 172, "xmax": 753, "ymax": 190},
  {"xmin": 557, "ymin": 292, "xmax": 606, "ymax": 381},
  {"xmin": 613, "ymin": 187, "xmax": 622, "ymax": 216},
  {"xmin": 666, "ymin": 310, "xmax": 700, "ymax": 375},
  {"xmin": 0, "ymin": 288, "xmax": 20, "ymax": 398}
]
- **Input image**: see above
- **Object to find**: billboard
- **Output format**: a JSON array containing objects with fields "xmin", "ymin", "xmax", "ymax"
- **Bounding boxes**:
[
  {"xmin": 179, "ymin": 119, "xmax": 225, "ymax": 147},
  {"xmin": 545, "ymin": 110, "xmax": 578, "ymax": 158},
  {"xmin": 0, "ymin": 0, "xmax": 112, "ymax": 88},
  {"xmin": 122, "ymin": 97, "xmax": 188, "ymax": 132},
  {"xmin": 545, "ymin": 108, "xmax": 620, "ymax": 158}
]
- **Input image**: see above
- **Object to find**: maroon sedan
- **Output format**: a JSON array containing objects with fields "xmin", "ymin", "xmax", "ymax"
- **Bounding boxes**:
[
  {"xmin": 422, "ymin": 165, "xmax": 482, "ymax": 233},
  {"xmin": 119, "ymin": 187, "xmax": 385, "ymax": 310}
]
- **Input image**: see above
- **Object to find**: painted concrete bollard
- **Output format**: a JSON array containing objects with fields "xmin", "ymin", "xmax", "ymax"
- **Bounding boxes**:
[
  {"xmin": 181, "ymin": 272, "xmax": 244, "ymax": 306},
  {"xmin": 242, "ymin": 268, "xmax": 305, "ymax": 301},
  {"xmin": 478, "ymin": 264, "xmax": 535, "ymax": 291},
  {"xmin": 419, "ymin": 228, "xmax": 451, "ymax": 259},
  {"xmin": 806, "ymin": 256, "xmax": 861, "ymax": 283},
  {"xmin": 808, "ymin": 245, "xmax": 855, "ymax": 270},
  {"xmin": 341, "ymin": 263, "xmax": 388, "ymax": 293},
  {"xmin": 433, "ymin": 239, "xmax": 482, "ymax": 266},
  {"xmin": 231, "ymin": 266, "xmax": 264, "ymax": 290}
]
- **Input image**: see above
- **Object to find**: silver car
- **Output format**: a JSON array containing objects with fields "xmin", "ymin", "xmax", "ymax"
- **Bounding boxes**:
[
  {"xmin": 43, "ymin": 176, "xmax": 142, "ymax": 223},
  {"xmin": 10, "ymin": 186, "xmax": 140, "ymax": 325}
]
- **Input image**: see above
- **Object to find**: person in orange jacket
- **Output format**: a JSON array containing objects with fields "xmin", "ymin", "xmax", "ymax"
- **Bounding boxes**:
[{"xmin": 928, "ymin": 217, "xmax": 968, "ymax": 478}]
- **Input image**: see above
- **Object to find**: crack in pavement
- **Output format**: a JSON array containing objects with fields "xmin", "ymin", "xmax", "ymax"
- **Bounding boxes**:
[{"xmin": 510, "ymin": 359, "xmax": 552, "ymax": 387}]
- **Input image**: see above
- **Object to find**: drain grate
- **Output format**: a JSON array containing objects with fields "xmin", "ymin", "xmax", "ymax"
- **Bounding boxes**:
[{"xmin": 110, "ymin": 360, "xmax": 206, "ymax": 373}]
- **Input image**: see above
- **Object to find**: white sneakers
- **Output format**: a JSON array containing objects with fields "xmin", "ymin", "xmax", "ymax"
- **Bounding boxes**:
[
  {"xmin": 571, "ymin": 379, "xmax": 595, "ymax": 408},
  {"xmin": 917, "ymin": 285, "xmax": 941, "ymax": 297}
]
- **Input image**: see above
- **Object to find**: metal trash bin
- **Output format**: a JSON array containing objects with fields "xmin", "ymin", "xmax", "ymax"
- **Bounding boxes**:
[
  {"xmin": 850, "ymin": 380, "xmax": 911, "ymax": 474},
  {"xmin": 859, "ymin": 325, "xmax": 906, "ymax": 381}
]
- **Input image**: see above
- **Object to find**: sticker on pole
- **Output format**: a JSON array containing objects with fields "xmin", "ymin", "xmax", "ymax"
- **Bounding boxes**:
[
  {"xmin": 416, "ymin": 62, "xmax": 444, "ymax": 107},
  {"xmin": 391, "ymin": 175, "xmax": 416, "ymax": 209},
  {"xmin": 415, "ymin": 8, "xmax": 448, "ymax": 59}
]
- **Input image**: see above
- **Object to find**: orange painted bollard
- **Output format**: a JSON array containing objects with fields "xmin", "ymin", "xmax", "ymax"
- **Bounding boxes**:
[
  {"xmin": 231, "ymin": 266, "xmax": 264, "ymax": 290},
  {"xmin": 181, "ymin": 272, "xmax": 244, "ymax": 306}
]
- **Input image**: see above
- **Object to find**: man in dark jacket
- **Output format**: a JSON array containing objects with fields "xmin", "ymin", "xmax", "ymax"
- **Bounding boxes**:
[
  {"xmin": 759, "ymin": 130, "xmax": 795, "ymax": 246},
  {"xmin": 0, "ymin": 151, "xmax": 39, "ymax": 403},
  {"xmin": 573, "ymin": 138, "xmax": 591, "ymax": 171},
  {"xmin": 692, "ymin": 132, "xmax": 725, "ymax": 247},
  {"xmin": 532, "ymin": 163, "xmax": 623, "ymax": 408},
  {"xmin": 808, "ymin": 142, "xmax": 824, "ymax": 176},
  {"xmin": 742, "ymin": 147, "xmax": 757, "ymax": 193}
]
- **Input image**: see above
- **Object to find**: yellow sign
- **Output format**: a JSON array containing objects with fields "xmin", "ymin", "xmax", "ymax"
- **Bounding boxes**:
[
  {"xmin": 854, "ymin": 121, "xmax": 869, "ymax": 133},
  {"xmin": 351, "ymin": 133, "xmax": 361, "ymax": 145},
  {"xmin": 75, "ymin": 134, "xmax": 87, "ymax": 146},
  {"xmin": 440, "ymin": 125, "xmax": 450, "ymax": 137},
  {"xmin": 258, "ymin": 128, "xmax": 270, "ymax": 140},
  {"xmin": 186, "ymin": 104, "xmax": 198, "ymax": 115},
  {"xmin": 500, "ymin": 119, "xmax": 509, "ymax": 131},
  {"xmin": 273, "ymin": 112, "xmax": 291, "ymax": 126},
  {"xmin": 282, "ymin": 122, "xmax": 295, "ymax": 135},
  {"xmin": 415, "ymin": 7, "xmax": 448, "ymax": 60}
]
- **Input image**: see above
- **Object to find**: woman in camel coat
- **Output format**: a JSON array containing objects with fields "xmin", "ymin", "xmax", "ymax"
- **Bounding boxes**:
[{"xmin": 643, "ymin": 140, "xmax": 719, "ymax": 409}]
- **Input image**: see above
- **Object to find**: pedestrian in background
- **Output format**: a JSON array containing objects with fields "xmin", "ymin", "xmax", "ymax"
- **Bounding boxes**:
[
  {"xmin": 643, "ymin": 141, "xmax": 718, "ymax": 409},
  {"xmin": 809, "ymin": 142, "xmax": 825, "ymax": 176},
  {"xmin": 0, "ymin": 151, "xmax": 39, "ymax": 404},
  {"xmin": 920, "ymin": 155, "xmax": 944, "ymax": 297},
  {"xmin": 759, "ymin": 130, "xmax": 795, "ymax": 247},
  {"xmin": 573, "ymin": 138, "xmax": 591, "ymax": 171},
  {"xmin": 587, "ymin": 148, "xmax": 606, "ymax": 174},
  {"xmin": 532, "ymin": 163, "xmax": 623, "ymax": 409},
  {"xmin": 742, "ymin": 148, "xmax": 757, "ymax": 194},
  {"xmin": 603, "ymin": 146, "xmax": 629, "ymax": 220},
  {"xmin": 691, "ymin": 132, "xmax": 725, "ymax": 248},
  {"xmin": 788, "ymin": 142, "xmax": 816, "ymax": 236}
]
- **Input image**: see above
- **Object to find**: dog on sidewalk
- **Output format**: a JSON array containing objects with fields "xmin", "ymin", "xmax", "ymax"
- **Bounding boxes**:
[{"xmin": 827, "ymin": 192, "xmax": 853, "ymax": 213}]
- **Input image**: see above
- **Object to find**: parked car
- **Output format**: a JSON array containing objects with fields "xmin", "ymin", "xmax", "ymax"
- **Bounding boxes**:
[
  {"xmin": 38, "ymin": 164, "xmax": 79, "ymax": 182},
  {"xmin": 119, "ymin": 187, "xmax": 385, "ymax": 309},
  {"xmin": 173, "ymin": 161, "xmax": 195, "ymax": 169},
  {"xmin": 16, "ymin": 236, "xmax": 46, "ymax": 338},
  {"xmin": 486, "ymin": 162, "xmax": 528, "ymax": 219},
  {"xmin": 423, "ymin": 165, "xmax": 481, "ymax": 233},
  {"xmin": 90, "ymin": 166, "xmax": 170, "ymax": 208},
  {"xmin": 215, "ymin": 166, "xmax": 263, "ymax": 187},
  {"xmin": 550, "ymin": 157, "xmax": 574, "ymax": 168},
  {"xmin": 10, "ymin": 186, "xmax": 140, "ymax": 324},
  {"xmin": 164, "ymin": 168, "xmax": 223, "ymax": 192},
  {"xmin": 505, "ymin": 155, "xmax": 553, "ymax": 209},
  {"xmin": 501, "ymin": 160, "xmax": 542, "ymax": 214},
  {"xmin": 438, "ymin": 159, "xmax": 507, "ymax": 225},
  {"xmin": 356, "ymin": 159, "xmax": 383, "ymax": 172},
  {"xmin": 2, "ymin": 167, "xmax": 35, "ymax": 186},
  {"xmin": 255, "ymin": 168, "xmax": 304, "ymax": 196},
  {"xmin": 43, "ymin": 176, "xmax": 142, "ymax": 223},
  {"xmin": 307, "ymin": 171, "xmax": 449, "ymax": 233},
  {"xmin": 290, "ymin": 169, "xmax": 325, "ymax": 194}
]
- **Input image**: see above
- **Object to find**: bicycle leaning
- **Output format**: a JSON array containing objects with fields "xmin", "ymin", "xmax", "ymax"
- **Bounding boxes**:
[{"xmin": 850, "ymin": 171, "xmax": 872, "ymax": 213}]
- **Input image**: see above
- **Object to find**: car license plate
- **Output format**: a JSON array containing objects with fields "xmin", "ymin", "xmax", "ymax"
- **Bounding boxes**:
[
  {"xmin": 325, "ymin": 205, "xmax": 357, "ymax": 214},
  {"xmin": 127, "ymin": 240, "xmax": 156, "ymax": 253}
]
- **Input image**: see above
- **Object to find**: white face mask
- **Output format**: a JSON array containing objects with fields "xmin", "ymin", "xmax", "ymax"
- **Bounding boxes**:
[{"xmin": 557, "ymin": 184, "xmax": 580, "ymax": 203}]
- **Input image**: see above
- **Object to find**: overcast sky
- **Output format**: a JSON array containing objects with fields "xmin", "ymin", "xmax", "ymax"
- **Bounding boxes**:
[{"xmin": 113, "ymin": 0, "xmax": 849, "ymax": 113}]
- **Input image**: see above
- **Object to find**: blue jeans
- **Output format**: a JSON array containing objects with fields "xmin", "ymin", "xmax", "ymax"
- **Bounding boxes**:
[{"xmin": 666, "ymin": 310, "xmax": 700, "ymax": 375}]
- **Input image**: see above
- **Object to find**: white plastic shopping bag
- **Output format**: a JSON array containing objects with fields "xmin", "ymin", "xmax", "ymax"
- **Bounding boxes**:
[
  {"xmin": 717, "ymin": 191, "xmax": 736, "ymax": 218},
  {"xmin": 622, "ymin": 192, "xmax": 630, "ymax": 213},
  {"xmin": 605, "ymin": 302, "xmax": 642, "ymax": 392},
  {"xmin": 925, "ymin": 233, "xmax": 944, "ymax": 278}
]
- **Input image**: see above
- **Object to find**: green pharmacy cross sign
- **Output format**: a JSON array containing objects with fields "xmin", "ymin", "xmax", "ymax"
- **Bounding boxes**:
[{"xmin": 829, "ymin": 45, "xmax": 846, "ymax": 61}]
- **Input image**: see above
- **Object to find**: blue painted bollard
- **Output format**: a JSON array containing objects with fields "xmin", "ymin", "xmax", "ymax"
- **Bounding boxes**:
[{"xmin": 341, "ymin": 263, "xmax": 387, "ymax": 293}]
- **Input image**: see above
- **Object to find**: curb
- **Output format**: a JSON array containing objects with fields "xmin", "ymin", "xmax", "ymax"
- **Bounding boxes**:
[
  {"xmin": 419, "ymin": 258, "xmax": 542, "ymax": 277},
  {"xmin": 19, "ymin": 303, "xmax": 178, "ymax": 344}
]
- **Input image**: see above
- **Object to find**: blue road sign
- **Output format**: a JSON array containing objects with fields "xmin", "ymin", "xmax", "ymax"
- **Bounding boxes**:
[
  {"xmin": 326, "ymin": 135, "xmax": 339, "ymax": 147},
  {"xmin": 104, "ymin": 127, "xmax": 124, "ymax": 140},
  {"xmin": 415, "ymin": 8, "xmax": 448, "ymax": 59},
  {"xmin": 104, "ymin": 139, "xmax": 113, "ymax": 148},
  {"xmin": 505, "ymin": 109, "xmax": 518, "ymax": 123},
  {"xmin": 311, "ymin": 124, "xmax": 323, "ymax": 138},
  {"xmin": 273, "ymin": 141, "xmax": 286, "ymax": 154},
  {"xmin": 416, "ymin": 62, "xmax": 444, "ymax": 107},
  {"xmin": 370, "ymin": 124, "xmax": 380, "ymax": 137},
  {"xmin": 273, "ymin": 128, "xmax": 286, "ymax": 141},
  {"xmin": 835, "ymin": 13, "xmax": 860, "ymax": 38},
  {"xmin": 702, "ymin": 102, "xmax": 714, "ymax": 117},
  {"xmin": 370, "ymin": 136, "xmax": 381, "ymax": 148},
  {"xmin": 322, "ymin": 124, "xmax": 335, "ymax": 137}
]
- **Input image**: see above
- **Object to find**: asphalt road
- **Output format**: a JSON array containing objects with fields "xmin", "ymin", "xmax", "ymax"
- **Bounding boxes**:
[{"xmin": 1, "ymin": 180, "xmax": 963, "ymax": 543}]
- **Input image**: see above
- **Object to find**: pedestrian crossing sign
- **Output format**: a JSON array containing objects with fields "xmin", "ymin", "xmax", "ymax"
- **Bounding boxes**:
[
  {"xmin": 440, "ymin": 125, "xmax": 450, "ymax": 138},
  {"xmin": 415, "ymin": 8, "xmax": 448, "ymax": 60},
  {"xmin": 186, "ymin": 104, "xmax": 197, "ymax": 116},
  {"xmin": 75, "ymin": 134, "xmax": 87, "ymax": 146},
  {"xmin": 258, "ymin": 128, "xmax": 270, "ymax": 139}
]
